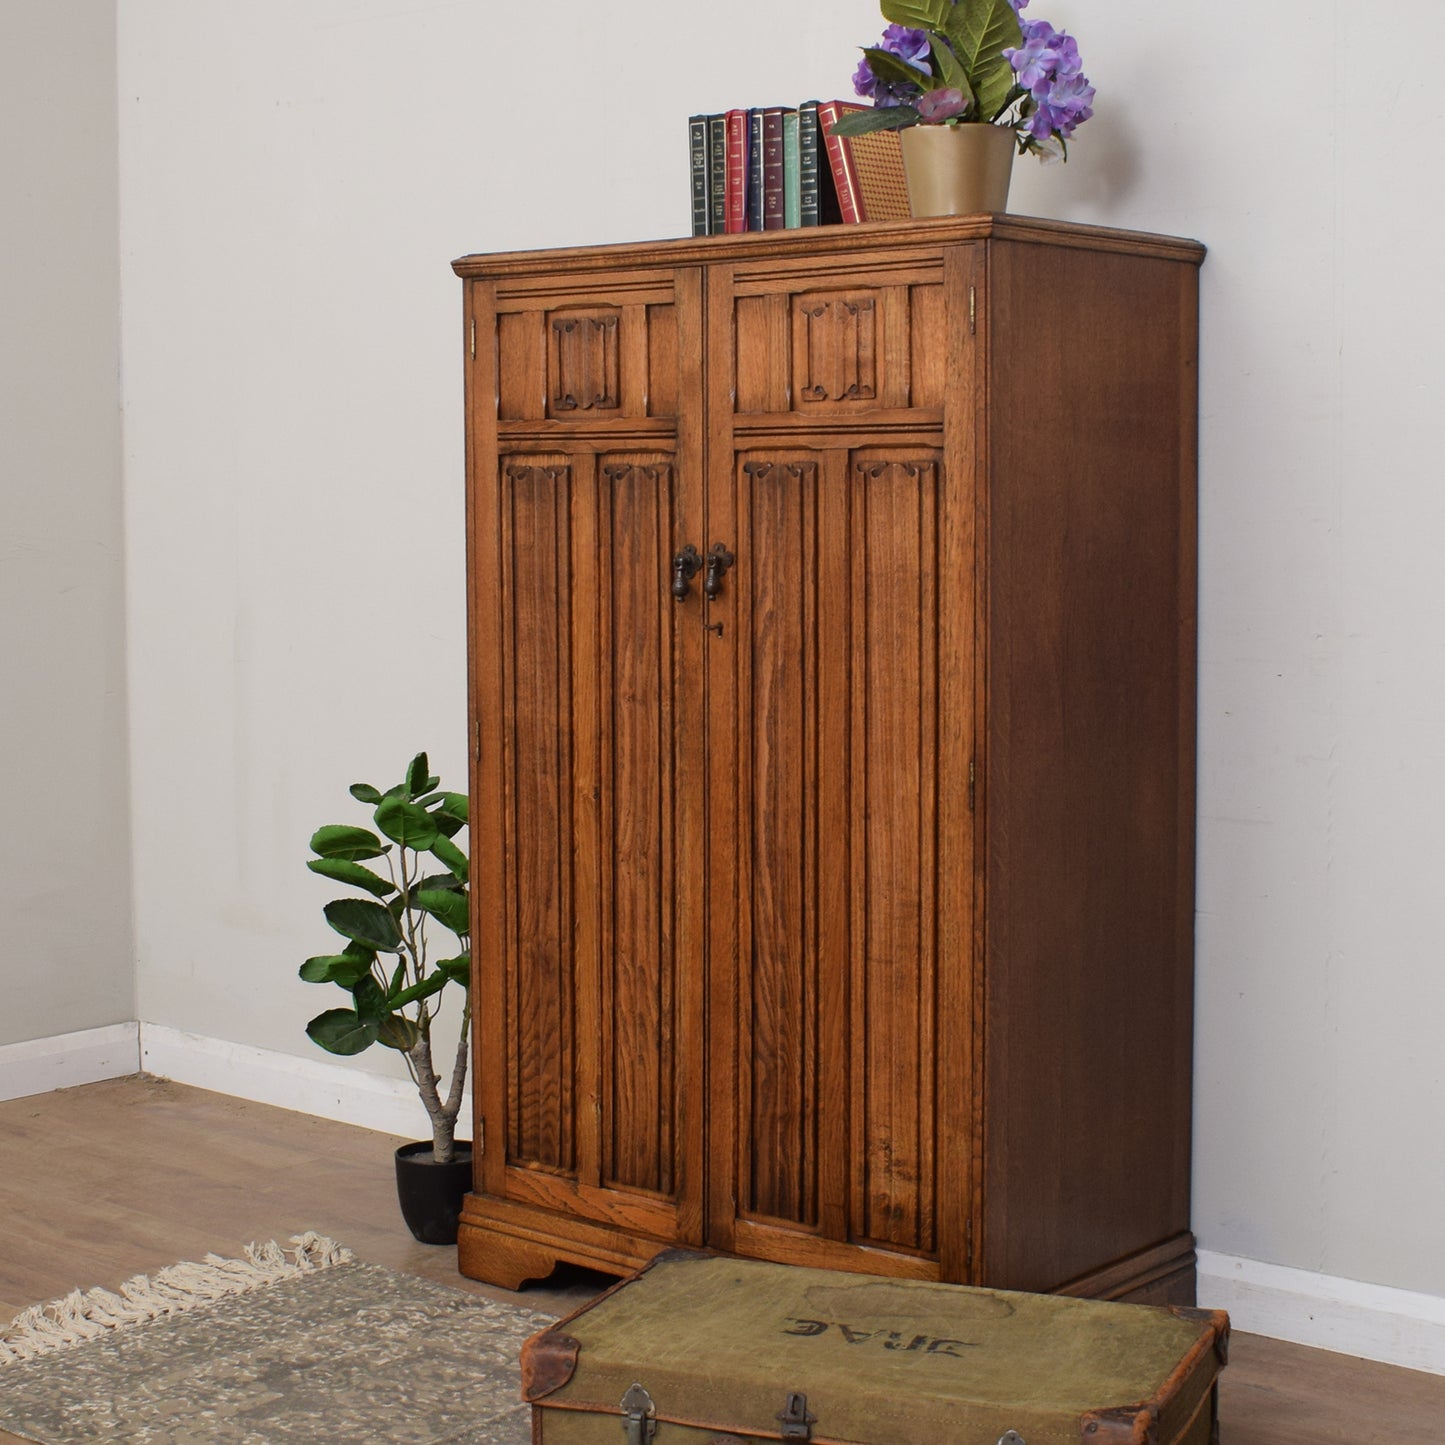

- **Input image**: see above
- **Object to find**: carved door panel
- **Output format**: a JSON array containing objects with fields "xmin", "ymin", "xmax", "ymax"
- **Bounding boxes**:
[
  {"xmin": 467, "ymin": 273, "xmax": 707, "ymax": 1273},
  {"xmin": 702, "ymin": 259, "xmax": 980, "ymax": 1280}
]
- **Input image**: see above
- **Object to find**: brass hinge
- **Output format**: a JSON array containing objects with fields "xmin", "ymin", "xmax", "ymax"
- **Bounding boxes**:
[
  {"xmin": 473, "ymin": 718, "xmax": 481, "ymax": 762},
  {"xmin": 966, "ymin": 1215, "xmax": 975, "ymax": 1270},
  {"xmin": 469, "ymin": 317, "xmax": 476, "ymax": 360},
  {"xmin": 968, "ymin": 758, "xmax": 976, "ymax": 811},
  {"xmin": 968, "ymin": 285, "xmax": 976, "ymax": 334}
]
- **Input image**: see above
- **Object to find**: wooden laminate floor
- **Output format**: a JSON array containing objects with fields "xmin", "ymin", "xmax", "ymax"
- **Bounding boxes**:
[{"xmin": 1, "ymin": 1077, "xmax": 1440, "ymax": 1443}]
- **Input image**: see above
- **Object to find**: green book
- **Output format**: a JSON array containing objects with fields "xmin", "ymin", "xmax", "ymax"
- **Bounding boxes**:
[{"xmin": 782, "ymin": 109, "xmax": 801, "ymax": 229}]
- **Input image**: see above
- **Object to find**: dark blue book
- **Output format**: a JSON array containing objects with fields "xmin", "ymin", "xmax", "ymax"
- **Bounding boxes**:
[
  {"xmin": 798, "ymin": 100, "xmax": 822, "ymax": 226},
  {"xmin": 747, "ymin": 107, "xmax": 765, "ymax": 231}
]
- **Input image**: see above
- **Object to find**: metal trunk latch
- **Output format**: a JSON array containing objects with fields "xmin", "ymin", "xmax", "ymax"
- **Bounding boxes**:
[
  {"xmin": 777, "ymin": 1392, "xmax": 817, "ymax": 1439},
  {"xmin": 619, "ymin": 1382, "xmax": 657, "ymax": 1445},
  {"xmin": 999, "ymin": 1433, "xmax": 1027, "ymax": 1445}
]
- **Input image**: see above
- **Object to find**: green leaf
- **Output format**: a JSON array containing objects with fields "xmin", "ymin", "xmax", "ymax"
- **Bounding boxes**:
[
  {"xmin": 388, "ymin": 972, "xmax": 448, "ymax": 1010},
  {"xmin": 412, "ymin": 872, "xmax": 462, "ymax": 896},
  {"xmin": 352, "ymin": 975, "xmax": 390, "ymax": 1023},
  {"xmin": 374, "ymin": 795, "xmax": 440, "ymax": 852},
  {"xmin": 349, "ymin": 782, "xmax": 383, "ymax": 804},
  {"xmin": 430, "ymin": 834, "xmax": 469, "ymax": 884},
  {"xmin": 405, "ymin": 753, "xmax": 434, "ymax": 799},
  {"xmin": 299, "ymin": 952, "xmax": 374, "ymax": 986},
  {"xmin": 306, "ymin": 1008, "xmax": 378, "ymax": 1055},
  {"xmin": 434, "ymin": 792, "xmax": 468, "ymax": 824},
  {"xmin": 830, "ymin": 104, "xmax": 921, "ymax": 136},
  {"xmin": 928, "ymin": 35, "xmax": 976, "ymax": 109},
  {"xmin": 881, "ymin": 0, "xmax": 955, "ymax": 31},
  {"xmin": 387, "ymin": 958, "xmax": 408, "ymax": 996},
  {"xmin": 325, "ymin": 897, "xmax": 403, "ymax": 952},
  {"xmin": 860, "ymin": 45, "xmax": 931, "ymax": 92},
  {"xmin": 377, "ymin": 1015, "xmax": 421, "ymax": 1051},
  {"xmin": 938, "ymin": 0, "xmax": 1022, "ymax": 119},
  {"xmin": 431, "ymin": 792, "xmax": 468, "ymax": 839},
  {"xmin": 310, "ymin": 825, "xmax": 385, "ymax": 861},
  {"xmin": 307, "ymin": 857, "xmax": 396, "ymax": 898},
  {"xmin": 436, "ymin": 954, "xmax": 471, "ymax": 986},
  {"xmin": 416, "ymin": 887, "xmax": 470, "ymax": 937}
]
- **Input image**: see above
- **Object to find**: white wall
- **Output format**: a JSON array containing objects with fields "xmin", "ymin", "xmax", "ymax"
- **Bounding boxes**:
[
  {"xmin": 0, "ymin": 1, "xmax": 134, "ymax": 1045},
  {"xmin": 62, "ymin": 0, "xmax": 1443, "ymax": 1309}
]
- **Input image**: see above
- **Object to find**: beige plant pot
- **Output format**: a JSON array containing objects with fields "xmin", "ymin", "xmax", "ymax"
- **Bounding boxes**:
[{"xmin": 899, "ymin": 122, "xmax": 1017, "ymax": 217}]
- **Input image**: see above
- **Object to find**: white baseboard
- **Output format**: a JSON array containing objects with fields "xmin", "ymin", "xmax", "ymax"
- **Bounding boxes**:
[
  {"xmin": 138, "ymin": 1023, "xmax": 468, "ymax": 1142},
  {"xmin": 0, "ymin": 1023, "xmax": 140, "ymax": 1101},
  {"xmin": 1198, "ymin": 1249, "xmax": 1445, "ymax": 1376}
]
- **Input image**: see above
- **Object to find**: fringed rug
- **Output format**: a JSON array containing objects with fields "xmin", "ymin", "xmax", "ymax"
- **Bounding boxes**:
[{"xmin": 0, "ymin": 1234, "xmax": 554, "ymax": 1444}]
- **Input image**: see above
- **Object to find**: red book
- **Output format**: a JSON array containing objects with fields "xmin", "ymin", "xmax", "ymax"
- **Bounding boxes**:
[
  {"xmin": 815, "ymin": 99, "xmax": 909, "ymax": 225},
  {"xmin": 724, "ymin": 108, "xmax": 749, "ymax": 234},
  {"xmin": 761, "ymin": 106, "xmax": 787, "ymax": 230}
]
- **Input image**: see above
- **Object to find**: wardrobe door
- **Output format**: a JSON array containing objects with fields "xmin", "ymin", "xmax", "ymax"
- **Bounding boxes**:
[
  {"xmin": 461, "ymin": 271, "xmax": 707, "ymax": 1288},
  {"xmin": 702, "ymin": 254, "xmax": 981, "ymax": 1281}
]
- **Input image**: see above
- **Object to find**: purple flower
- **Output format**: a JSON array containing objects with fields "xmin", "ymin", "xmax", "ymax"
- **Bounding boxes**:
[
  {"xmin": 881, "ymin": 23, "xmax": 931, "ymax": 69},
  {"xmin": 1002, "ymin": 14, "xmax": 1093, "ymax": 142},
  {"xmin": 853, "ymin": 23, "xmax": 932, "ymax": 107}
]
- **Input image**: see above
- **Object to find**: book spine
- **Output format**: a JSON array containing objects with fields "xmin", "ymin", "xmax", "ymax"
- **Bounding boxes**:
[
  {"xmin": 782, "ymin": 109, "xmax": 801, "ymax": 229},
  {"xmin": 688, "ymin": 115, "xmax": 709, "ymax": 237},
  {"xmin": 747, "ymin": 108, "xmax": 764, "ymax": 231},
  {"xmin": 817, "ymin": 99, "xmax": 863, "ymax": 224},
  {"xmin": 707, "ymin": 113, "xmax": 727, "ymax": 235},
  {"xmin": 762, "ymin": 108, "xmax": 786, "ymax": 231},
  {"xmin": 725, "ymin": 109, "xmax": 748, "ymax": 234},
  {"xmin": 798, "ymin": 101, "xmax": 822, "ymax": 226}
]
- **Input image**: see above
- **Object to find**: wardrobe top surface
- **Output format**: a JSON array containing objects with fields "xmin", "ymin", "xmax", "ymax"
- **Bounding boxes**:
[{"xmin": 451, "ymin": 213, "xmax": 1206, "ymax": 280}]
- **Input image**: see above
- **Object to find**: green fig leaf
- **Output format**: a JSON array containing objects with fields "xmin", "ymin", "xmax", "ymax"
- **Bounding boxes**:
[
  {"xmin": 416, "ymin": 887, "xmax": 470, "ymax": 937},
  {"xmin": 387, "ymin": 972, "xmax": 448, "ymax": 1010},
  {"xmin": 374, "ymin": 795, "xmax": 439, "ymax": 852},
  {"xmin": 310, "ymin": 825, "xmax": 385, "ymax": 861},
  {"xmin": 306, "ymin": 1008, "xmax": 378, "ymax": 1055},
  {"xmin": 299, "ymin": 952, "xmax": 374, "ymax": 986},
  {"xmin": 429, "ymin": 834, "xmax": 469, "ymax": 884},
  {"xmin": 377, "ymin": 1015, "xmax": 421, "ymax": 1051},
  {"xmin": 435, "ymin": 954, "xmax": 471, "ymax": 986},
  {"xmin": 306, "ymin": 857, "xmax": 396, "ymax": 898},
  {"xmin": 324, "ymin": 898, "xmax": 403, "ymax": 952}
]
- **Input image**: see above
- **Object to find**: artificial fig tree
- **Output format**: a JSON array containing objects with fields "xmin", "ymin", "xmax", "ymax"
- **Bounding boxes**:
[{"xmin": 301, "ymin": 753, "xmax": 471, "ymax": 1163}]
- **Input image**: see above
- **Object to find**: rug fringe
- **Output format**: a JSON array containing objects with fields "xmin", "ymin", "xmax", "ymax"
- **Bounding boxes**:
[{"xmin": 0, "ymin": 1232, "xmax": 354, "ymax": 1367}]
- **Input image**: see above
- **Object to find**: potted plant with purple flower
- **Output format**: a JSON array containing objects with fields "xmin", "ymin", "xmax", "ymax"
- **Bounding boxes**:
[{"xmin": 833, "ymin": 0, "xmax": 1093, "ymax": 216}]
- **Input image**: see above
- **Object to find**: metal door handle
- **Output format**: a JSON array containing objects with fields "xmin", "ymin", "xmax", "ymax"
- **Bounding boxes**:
[
  {"xmin": 671, "ymin": 544, "xmax": 702, "ymax": 600},
  {"xmin": 704, "ymin": 543, "xmax": 735, "ymax": 600}
]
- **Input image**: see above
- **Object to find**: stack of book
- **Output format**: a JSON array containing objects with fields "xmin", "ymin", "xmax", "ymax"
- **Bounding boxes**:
[{"xmin": 687, "ymin": 101, "xmax": 910, "ymax": 236}]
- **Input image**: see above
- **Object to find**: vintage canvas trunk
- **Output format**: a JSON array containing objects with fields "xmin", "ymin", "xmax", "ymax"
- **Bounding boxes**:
[{"xmin": 521, "ymin": 1252, "xmax": 1228, "ymax": 1444}]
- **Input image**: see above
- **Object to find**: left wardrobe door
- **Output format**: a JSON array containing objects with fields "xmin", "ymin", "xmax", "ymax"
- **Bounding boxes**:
[{"xmin": 461, "ymin": 269, "xmax": 708, "ymax": 1291}]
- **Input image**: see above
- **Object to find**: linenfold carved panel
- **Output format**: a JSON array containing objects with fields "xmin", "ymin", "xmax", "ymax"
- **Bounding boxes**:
[
  {"xmin": 793, "ymin": 292, "xmax": 878, "ymax": 404},
  {"xmin": 849, "ymin": 451, "xmax": 941, "ymax": 1256},
  {"xmin": 735, "ymin": 455, "xmax": 822, "ymax": 1231},
  {"xmin": 548, "ymin": 310, "xmax": 621, "ymax": 415},
  {"xmin": 499, "ymin": 458, "xmax": 577, "ymax": 1175}
]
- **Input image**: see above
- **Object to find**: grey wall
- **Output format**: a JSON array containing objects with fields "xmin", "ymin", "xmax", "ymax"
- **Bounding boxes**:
[{"xmin": 0, "ymin": 1, "xmax": 133, "ymax": 1044}]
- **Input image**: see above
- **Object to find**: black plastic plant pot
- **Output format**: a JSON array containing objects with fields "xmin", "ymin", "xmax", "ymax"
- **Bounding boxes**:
[{"xmin": 394, "ymin": 1140, "xmax": 473, "ymax": 1245}]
